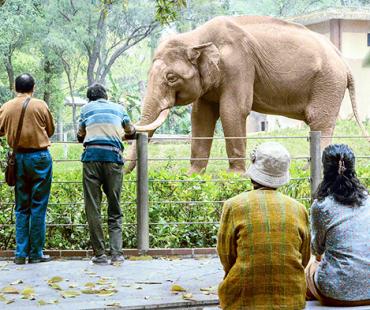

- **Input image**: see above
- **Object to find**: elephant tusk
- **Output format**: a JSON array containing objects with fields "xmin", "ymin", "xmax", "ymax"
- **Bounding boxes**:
[{"xmin": 135, "ymin": 109, "xmax": 170, "ymax": 132}]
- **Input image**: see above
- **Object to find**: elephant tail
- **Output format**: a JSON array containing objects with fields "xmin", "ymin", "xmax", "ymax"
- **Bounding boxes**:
[{"xmin": 347, "ymin": 71, "xmax": 370, "ymax": 142}]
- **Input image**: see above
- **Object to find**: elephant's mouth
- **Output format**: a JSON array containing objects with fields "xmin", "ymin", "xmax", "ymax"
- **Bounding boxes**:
[{"xmin": 134, "ymin": 108, "xmax": 170, "ymax": 132}]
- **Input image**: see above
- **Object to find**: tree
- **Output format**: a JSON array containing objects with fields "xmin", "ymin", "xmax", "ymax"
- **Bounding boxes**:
[{"xmin": 0, "ymin": 0, "xmax": 37, "ymax": 91}]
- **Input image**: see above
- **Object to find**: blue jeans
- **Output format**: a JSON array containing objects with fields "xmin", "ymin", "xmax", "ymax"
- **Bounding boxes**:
[{"xmin": 14, "ymin": 150, "xmax": 52, "ymax": 259}]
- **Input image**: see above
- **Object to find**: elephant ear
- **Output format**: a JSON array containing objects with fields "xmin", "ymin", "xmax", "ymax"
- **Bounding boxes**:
[{"xmin": 187, "ymin": 42, "xmax": 221, "ymax": 92}]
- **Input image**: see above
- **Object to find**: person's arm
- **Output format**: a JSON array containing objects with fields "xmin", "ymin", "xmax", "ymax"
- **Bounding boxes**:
[
  {"xmin": 310, "ymin": 200, "xmax": 326, "ymax": 257},
  {"xmin": 122, "ymin": 109, "xmax": 136, "ymax": 140},
  {"xmin": 77, "ymin": 112, "xmax": 86, "ymax": 143},
  {"xmin": 217, "ymin": 201, "xmax": 237, "ymax": 276},
  {"xmin": 44, "ymin": 105, "xmax": 55, "ymax": 138},
  {"xmin": 301, "ymin": 207, "xmax": 311, "ymax": 268},
  {"xmin": 0, "ymin": 106, "xmax": 5, "ymax": 137}
]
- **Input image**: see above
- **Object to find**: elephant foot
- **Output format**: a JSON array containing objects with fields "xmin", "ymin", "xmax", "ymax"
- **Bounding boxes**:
[
  {"xmin": 227, "ymin": 167, "xmax": 246, "ymax": 175},
  {"xmin": 188, "ymin": 166, "xmax": 206, "ymax": 175}
]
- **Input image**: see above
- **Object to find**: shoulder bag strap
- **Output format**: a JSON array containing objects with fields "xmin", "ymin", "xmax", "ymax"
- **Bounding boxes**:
[{"xmin": 13, "ymin": 97, "xmax": 31, "ymax": 151}]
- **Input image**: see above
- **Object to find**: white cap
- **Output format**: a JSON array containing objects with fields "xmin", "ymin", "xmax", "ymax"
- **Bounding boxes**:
[{"xmin": 246, "ymin": 142, "xmax": 291, "ymax": 188}]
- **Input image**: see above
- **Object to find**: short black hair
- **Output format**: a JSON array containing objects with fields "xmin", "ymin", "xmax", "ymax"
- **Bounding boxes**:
[
  {"xmin": 15, "ymin": 73, "xmax": 35, "ymax": 93},
  {"xmin": 86, "ymin": 83, "xmax": 108, "ymax": 102}
]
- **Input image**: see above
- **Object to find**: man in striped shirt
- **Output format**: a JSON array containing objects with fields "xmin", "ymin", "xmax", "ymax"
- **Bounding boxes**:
[
  {"xmin": 217, "ymin": 142, "xmax": 310, "ymax": 309},
  {"xmin": 77, "ymin": 83, "xmax": 136, "ymax": 264}
]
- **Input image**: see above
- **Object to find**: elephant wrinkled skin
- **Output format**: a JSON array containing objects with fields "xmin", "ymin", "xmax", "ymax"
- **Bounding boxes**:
[{"xmin": 125, "ymin": 15, "xmax": 368, "ymax": 174}]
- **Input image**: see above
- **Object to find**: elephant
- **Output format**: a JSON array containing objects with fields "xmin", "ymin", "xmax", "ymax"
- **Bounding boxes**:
[{"xmin": 126, "ymin": 15, "xmax": 369, "ymax": 174}]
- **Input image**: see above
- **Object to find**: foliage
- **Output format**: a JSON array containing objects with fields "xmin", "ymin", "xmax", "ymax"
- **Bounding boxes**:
[{"xmin": 0, "ymin": 121, "xmax": 368, "ymax": 250}]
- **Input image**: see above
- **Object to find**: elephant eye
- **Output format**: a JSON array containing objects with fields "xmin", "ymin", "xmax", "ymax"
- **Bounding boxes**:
[{"xmin": 166, "ymin": 73, "xmax": 178, "ymax": 83}]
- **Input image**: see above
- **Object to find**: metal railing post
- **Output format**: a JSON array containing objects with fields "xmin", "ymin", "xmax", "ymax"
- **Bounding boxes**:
[
  {"xmin": 136, "ymin": 132, "xmax": 149, "ymax": 253},
  {"xmin": 309, "ymin": 131, "xmax": 321, "ymax": 201}
]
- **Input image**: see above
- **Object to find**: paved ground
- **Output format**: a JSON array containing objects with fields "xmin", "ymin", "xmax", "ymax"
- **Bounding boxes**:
[{"xmin": 0, "ymin": 257, "xmax": 369, "ymax": 309}]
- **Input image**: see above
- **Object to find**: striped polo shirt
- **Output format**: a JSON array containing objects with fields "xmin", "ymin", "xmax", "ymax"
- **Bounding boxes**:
[{"xmin": 78, "ymin": 99, "xmax": 131, "ymax": 163}]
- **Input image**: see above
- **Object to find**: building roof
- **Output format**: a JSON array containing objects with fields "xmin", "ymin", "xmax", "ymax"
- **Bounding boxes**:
[{"xmin": 287, "ymin": 7, "xmax": 370, "ymax": 25}]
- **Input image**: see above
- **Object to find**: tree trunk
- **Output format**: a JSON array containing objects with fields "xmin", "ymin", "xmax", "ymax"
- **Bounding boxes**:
[
  {"xmin": 4, "ymin": 55, "xmax": 14, "ymax": 92},
  {"xmin": 43, "ymin": 59, "xmax": 53, "ymax": 105}
]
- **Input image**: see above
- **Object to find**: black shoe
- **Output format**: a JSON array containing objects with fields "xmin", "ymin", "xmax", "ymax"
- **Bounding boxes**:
[
  {"xmin": 14, "ymin": 257, "xmax": 26, "ymax": 265},
  {"xmin": 29, "ymin": 255, "xmax": 52, "ymax": 264},
  {"xmin": 111, "ymin": 254, "xmax": 125, "ymax": 264},
  {"xmin": 91, "ymin": 254, "xmax": 108, "ymax": 265}
]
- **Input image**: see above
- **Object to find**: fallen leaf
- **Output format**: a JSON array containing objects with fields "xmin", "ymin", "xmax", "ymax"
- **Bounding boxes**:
[
  {"xmin": 128, "ymin": 255, "xmax": 153, "ymax": 261},
  {"xmin": 61, "ymin": 290, "xmax": 81, "ymax": 298},
  {"xmin": 81, "ymin": 289, "xmax": 96, "ymax": 294},
  {"xmin": 135, "ymin": 281, "xmax": 162, "ymax": 285},
  {"xmin": 21, "ymin": 287, "xmax": 35, "ymax": 299},
  {"xmin": 106, "ymin": 302, "xmax": 121, "ymax": 307},
  {"xmin": 1, "ymin": 286, "xmax": 19, "ymax": 294},
  {"xmin": 38, "ymin": 299, "xmax": 59, "ymax": 305},
  {"xmin": 84, "ymin": 282, "xmax": 96, "ymax": 288},
  {"xmin": 96, "ymin": 289, "xmax": 117, "ymax": 297},
  {"xmin": 47, "ymin": 276, "xmax": 63, "ymax": 284},
  {"xmin": 68, "ymin": 283, "xmax": 77, "ymax": 288},
  {"xmin": 0, "ymin": 294, "xmax": 6, "ymax": 302},
  {"xmin": 5, "ymin": 299, "xmax": 14, "ymax": 304},
  {"xmin": 171, "ymin": 284, "xmax": 186, "ymax": 292},
  {"xmin": 84, "ymin": 271, "xmax": 97, "ymax": 275},
  {"xmin": 96, "ymin": 279, "xmax": 111, "ymax": 285},
  {"xmin": 38, "ymin": 300, "xmax": 47, "ymax": 306},
  {"xmin": 49, "ymin": 283, "xmax": 62, "ymax": 291},
  {"xmin": 135, "ymin": 285, "xmax": 143, "ymax": 290},
  {"xmin": 182, "ymin": 293, "xmax": 194, "ymax": 300},
  {"xmin": 144, "ymin": 296, "xmax": 150, "ymax": 300},
  {"xmin": 10, "ymin": 280, "xmax": 23, "ymax": 285}
]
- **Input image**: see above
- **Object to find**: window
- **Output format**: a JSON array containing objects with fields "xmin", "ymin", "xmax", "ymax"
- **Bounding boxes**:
[{"xmin": 368, "ymin": 33, "xmax": 370, "ymax": 47}]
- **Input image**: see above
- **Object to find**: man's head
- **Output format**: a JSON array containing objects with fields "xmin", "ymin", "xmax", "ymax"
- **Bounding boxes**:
[
  {"xmin": 247, "ymin": 142, "xmax": 291, "ymax": 189},
  {"xmin": 15, "ymin": 73, "xmax": 35, "ymax": 94},
  {"xmin": 86, "ymin": 83, "xmax": 108, "ymax": 102}
]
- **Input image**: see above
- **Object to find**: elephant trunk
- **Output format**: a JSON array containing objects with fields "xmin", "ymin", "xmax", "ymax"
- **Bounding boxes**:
[{"xmin": 124, "ymin": 98, "xmax": 171, "ymax": 174}]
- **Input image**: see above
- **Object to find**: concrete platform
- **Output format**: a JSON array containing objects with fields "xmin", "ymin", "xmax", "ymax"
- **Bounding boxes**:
[{"xmin": 0, "ymin": 258, "xmax": 368, "ymax": 309}]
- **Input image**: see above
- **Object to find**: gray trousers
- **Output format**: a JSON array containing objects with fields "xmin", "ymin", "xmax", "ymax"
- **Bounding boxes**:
[{"xmin": 83, "ymin": 162, "xmax": 123, "ymax": 256}]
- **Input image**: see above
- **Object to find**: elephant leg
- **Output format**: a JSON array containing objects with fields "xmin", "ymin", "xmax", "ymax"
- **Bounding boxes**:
[
  {"xmin": 189, "ymin": 100, "xmax": 220, "ymax": 174},
  {"xmin": 219, "ymin": 99, "xmax": 249, "ymax": 174},
  {"xmin": 305, "ymin": 82, "xmax": 344, "ymax": 152}
]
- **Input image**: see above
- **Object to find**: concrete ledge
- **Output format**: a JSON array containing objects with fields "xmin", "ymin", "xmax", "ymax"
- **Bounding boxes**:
[{"xmin": 0, "ymin": 248, "xmax": 217, "ymax": 259}]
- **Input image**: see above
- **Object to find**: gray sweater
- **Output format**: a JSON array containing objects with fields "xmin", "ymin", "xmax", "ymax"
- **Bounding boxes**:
[{"xmin": 310, "ymin": 194, "xmax": 370, "ymax": 301}]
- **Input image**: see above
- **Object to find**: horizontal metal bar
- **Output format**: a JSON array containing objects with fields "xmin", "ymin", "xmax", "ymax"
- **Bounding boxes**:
[
  {"xmin": 148, "ymin": 177, "xmax": 309, "ymax": 183},
  {"xmin": 0, "ymin": 202, "xmax": 136, "ymax": 206},
  {"xmin": 150, "ymin": 136, "xmax": 309, "ymax": 140},
  {"xmin": 0, "ymin": 222, "xmax": 220, "ymax": 227}
]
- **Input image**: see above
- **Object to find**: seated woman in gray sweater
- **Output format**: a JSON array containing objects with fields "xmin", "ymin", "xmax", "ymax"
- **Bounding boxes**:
[{"xmin": 306, "ymin": 144, "xmax": 370, "ymax": 306}]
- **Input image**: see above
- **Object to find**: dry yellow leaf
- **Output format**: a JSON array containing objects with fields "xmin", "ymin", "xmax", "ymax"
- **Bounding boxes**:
[
  {"xmin": 171, "ymin": 284, "xmax": 186, "ymax": 292},
  {"xmin": 47, "ymin": 276, "xmax": 63, "ymax": 284},
  {"xmin": 182, "ymin": 293, "xmax": 193, "ymax": 300},
  {"xmin": 81, "ymin": 289, "xmax": 96, "ymax": 294},
  {"xmin": 21, "ymin": 287, "xmax": 35, "ymax": 299},
  {"xmin": 84, "ymin": 282, "xmax": 96, "ymax": 288},
  {"xmin": 1, "ymin": 286, "xmax": 19, "ymax": 294},
  {"xmin": 61, "ymin": 290, "xmax": 81, "ymax": 298},
  {"xmin": 49, "ymin": 283, "xmax": 62, "ymax": 291},
  {"xmin": 128, "ymin": 255, "xmax": 153, "ymax": 261},
  {"xmin": 0, "ymin": 294, "xmax": 6, "ymax": 302}
]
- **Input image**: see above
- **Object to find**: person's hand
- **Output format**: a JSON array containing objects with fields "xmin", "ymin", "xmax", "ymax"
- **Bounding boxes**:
[{"xmin": 123, "ymin": 131, "xmax": 137, "ymax": 140}]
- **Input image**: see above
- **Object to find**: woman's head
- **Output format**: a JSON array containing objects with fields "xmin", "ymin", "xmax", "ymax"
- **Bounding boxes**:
[{"xmin": 315, "ymin": 144, "xmax": 367, "ymax": 206}]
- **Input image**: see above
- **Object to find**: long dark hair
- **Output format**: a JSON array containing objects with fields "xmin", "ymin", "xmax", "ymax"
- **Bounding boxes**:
[{"xmin": 315, "ymin": 144, "xmax": 368, "ymax": 206}]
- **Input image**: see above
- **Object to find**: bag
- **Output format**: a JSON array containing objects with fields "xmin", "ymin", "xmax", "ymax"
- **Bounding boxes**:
[
  {"xmin": 5, "ymin": 150, "xmax": 16, "ymax": 186},
  {"xmin": 4, "ymin": 97, "xmax": 31, "ymax": 186}
]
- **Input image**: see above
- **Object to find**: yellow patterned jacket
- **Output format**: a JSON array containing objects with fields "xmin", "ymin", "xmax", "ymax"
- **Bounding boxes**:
[{"xmin": 217, "ymin": 189, "xmax": 310, "ymax": 310}]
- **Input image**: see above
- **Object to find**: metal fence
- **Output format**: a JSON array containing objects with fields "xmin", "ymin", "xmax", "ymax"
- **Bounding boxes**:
[{"xmin": 0, "ymin": 131, "xmax": 369, "ymax": 252}]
